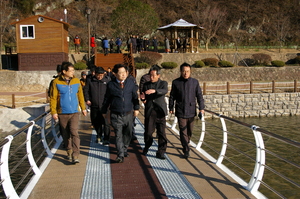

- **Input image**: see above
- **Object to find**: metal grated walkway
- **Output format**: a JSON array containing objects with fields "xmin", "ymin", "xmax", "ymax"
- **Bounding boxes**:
[{"xmin": 80, "ymin": 118, "xmax": 201, "ymax": 199}]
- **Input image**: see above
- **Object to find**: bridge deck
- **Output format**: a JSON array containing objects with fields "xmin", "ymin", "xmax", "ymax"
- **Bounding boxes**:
[{"xmin": 28, "ymin": 113, "xmax": 255, "ymax": 199}]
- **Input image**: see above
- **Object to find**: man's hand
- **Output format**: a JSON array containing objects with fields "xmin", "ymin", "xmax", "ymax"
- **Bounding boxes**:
[
  {"xmin": 86, "ymin": 100, "xmax": 91, "ymax": 106},
  {"xmin": 134, "ymin": 110, "xmax": 139, "ymax": 117},
  {"xmin": 52, "ymin": 114, "xmax": 58, "ymax": 122},
  {"xmin": 82, "ymin": 110, "xmax": 87, "ymax": 116},
  {"xmin": 145, "ymin": 89, "xmax": 156, "ymax": 95},
  {"xmin": 198, "ymin": 110, "xmax": 204, "ymax": 120}
]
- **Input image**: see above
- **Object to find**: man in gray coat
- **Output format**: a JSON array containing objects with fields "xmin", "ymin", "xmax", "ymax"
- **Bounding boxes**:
[{"xmin": 169, "ymin": 62, "xmax": 205, "ymax": 159}]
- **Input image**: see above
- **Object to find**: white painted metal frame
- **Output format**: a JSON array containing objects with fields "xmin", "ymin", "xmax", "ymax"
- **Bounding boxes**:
[
  {"xmin": 169, "ymin": 113, "xmax": 267, "ymax": 199},
  {"xmin": 0, "ymin": 113, "xmax": 61, "ymax": 199}
]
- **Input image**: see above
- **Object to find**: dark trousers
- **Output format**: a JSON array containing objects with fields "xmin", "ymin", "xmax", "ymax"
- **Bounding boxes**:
[
  {"xmin": 90, "ymin": 108, "xmax": 110, "ymax": 141},
  {"xmin": 144, "ymin": 109, "xmax": 167, "ymax": 156},
  {"xmin": 117, "ymin": 45, "xmax": 121, "ymax": 53},
  {"xmin": 58, "ymin": 113, "xmax": 80, "ymax": 157},
  {"xmin": 178, "ymin": 117, "xmax": 194, "ymax": 153},
  {"xmin": 110, "ymin": 112, "xmax": 133, "ymax": 157}
]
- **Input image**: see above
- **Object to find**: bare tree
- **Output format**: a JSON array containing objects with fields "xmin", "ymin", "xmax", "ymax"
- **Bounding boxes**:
[
  {"xmin": 0, "ymin": 0, "xmax": 16, "ymax": 70},
  {"xmin": 193, "ymin": 5, "xmax": 227, "ymax": 51},
  {"xmin": 271, "ymin": 14, "xmax": 291, "ymax": 53}
]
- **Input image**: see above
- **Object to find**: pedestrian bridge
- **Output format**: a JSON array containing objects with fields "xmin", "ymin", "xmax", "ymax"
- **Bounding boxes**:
[{"xmin": 0, "ymin": 108, "xmax": 299, "ymax": 199}]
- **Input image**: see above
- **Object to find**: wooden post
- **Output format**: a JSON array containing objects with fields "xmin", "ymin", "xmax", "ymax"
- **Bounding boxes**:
[
  {"xmin": 203, "ymin": 82, "xmax": 206, "ymax": 95},
  {"xmin": 227, "ymin": 82, "xmax": 230, "ymax": 94},
  {"xmin": 250, "ymin": 81, "xmax": 253, "ymax": 94},
  {"xmin": 294, "ymin": 80, "xmax": 297, "ymax": 92},
  {"xmin": 12, "ymin": 94, "xmax": 16, "ymax": 109},
  {"xmin": 272, "ymin": 80, "xmax": 275, "ymax": 93}
]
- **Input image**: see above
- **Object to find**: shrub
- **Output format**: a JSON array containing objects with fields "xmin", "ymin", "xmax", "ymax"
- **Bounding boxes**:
[
  {"xmin": 271, "ymin": 60, "xmax": 285, "ymax": 67},
  {"xmin": 252, "ymin": 53, "xmax": 272, "ymax": 65},
  {"xmin": 294, "ymin": 55, "xmax": 300, "ymax": 65},
  {"xmin": 135, "ymin": 62, "xmax": 150, "ymax": 69},
  {"xmin": 161, "ymin": 62, "xmax": 178, "ymax": 69},
  {"xmin": 135, "ymin": 51, "xmax": 162, "ymax": 66},
  {"xmin": 239, "ymin": 58, "xmax": 256, "ymax": 66},
  {"xmin": 219, "ymin": 60, "xmax": 234, "ymax": 67},
  {"xmin": 74, "ymin": 61, "xmax": 88, "ymax": 70},
  {"xmin": 194, "ymin": 60, "xmax": 205, "ymax": 68},
  {"xmin": 201, "ymin": 58, "xmax": 219, "ymax": 67}
]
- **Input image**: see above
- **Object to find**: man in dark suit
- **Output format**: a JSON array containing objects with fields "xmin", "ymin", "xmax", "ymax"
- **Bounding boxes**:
[
  {"xmin": 169, "ymin": 62, "xmax": 205, "ymax": 159},
  {"xmin": 102, "ymin": 64, "xmax": 140, "ymax": 163},
  {"xmin": 140, "ymin": 65, "xmax": 168, "ymax": 159}
]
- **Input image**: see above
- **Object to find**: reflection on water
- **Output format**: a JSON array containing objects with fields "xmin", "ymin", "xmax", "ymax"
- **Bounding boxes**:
[{"xmin": 191, "ymin": 115, "xmax": 300, "ymax": 199}]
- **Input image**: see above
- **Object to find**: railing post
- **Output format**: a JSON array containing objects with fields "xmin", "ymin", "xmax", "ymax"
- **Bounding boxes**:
[
  {"xmin": 250, "ymin": 81, "xmax": 253, "ymax": 94},
  {"xmin": 247, "ymin": 125, "xmax": 266, "ymax": 194},
  {"xmin": 227, "ymin": 82, "xmax": 230, "ymax": 94},
  {"xmin": 294, "ymin": 80, "xmax": 297, "ymax": 92},
  {"xmin": 272, "ymin": 80, "xmax": 275, "ymax": 93},
  {"xmin": 12, "ymin": 94, "xmax": 16, "ymax": 109},
  {"xmin": 203, "ymin": 82, "xmax": 206, "ymax": 95},
  {"xmin": 0, "ymin": 135, "xmax": 20, "ymax": 199}
]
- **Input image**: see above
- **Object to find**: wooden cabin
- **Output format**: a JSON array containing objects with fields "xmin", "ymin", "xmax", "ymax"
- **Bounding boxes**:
[{"xmin": 11, "ymin": 15, "xmax": 69, "ymax": 71}]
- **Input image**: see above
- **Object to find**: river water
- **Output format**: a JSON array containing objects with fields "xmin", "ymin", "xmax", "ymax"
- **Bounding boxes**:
[{"xmin": 191, "ymin": 115, "xmax": 300, "ymax": 198}]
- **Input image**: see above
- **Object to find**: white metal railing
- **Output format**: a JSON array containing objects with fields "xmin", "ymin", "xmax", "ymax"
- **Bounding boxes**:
[
  {"xmin": 0, "ymin": 110, "xmax": 62, "ymax": 199},
  {"xmin": 167, "ymin": 109, "xmax": 300, "ymax": 199}
]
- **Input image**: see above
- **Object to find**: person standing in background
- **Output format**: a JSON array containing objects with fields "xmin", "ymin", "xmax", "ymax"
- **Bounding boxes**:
[
  {"xmin": 74, "ymin": 35, "xmax": 81, "ymax": 54},
  {"xmin": 115, "ymin": 37, "xmax": 122, "ymax": 53},
  {"xmin": 90, "ymin": 35, "xmax": 96, "ymax": 56},
  {"xmin": 109, "ymin": 38, "xmax": 114, "ymax": 53},
  {"xmin": 152, "ymin": 37, "xmax": 158, "ymax": 52},
  {"xmin": 164, "ymin": 36, "xmax": 170, "ymax": 53}
]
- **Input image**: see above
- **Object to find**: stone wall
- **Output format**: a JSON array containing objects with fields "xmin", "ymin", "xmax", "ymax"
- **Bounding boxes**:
[{"xmin": 204, "ymin": 93, "xmax": 300, "ymax": 118}]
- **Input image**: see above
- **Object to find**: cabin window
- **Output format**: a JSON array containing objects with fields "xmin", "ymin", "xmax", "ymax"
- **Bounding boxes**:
[{"xmin": 20, "ymin": 25, "xmax": 35, "ymax": 39}]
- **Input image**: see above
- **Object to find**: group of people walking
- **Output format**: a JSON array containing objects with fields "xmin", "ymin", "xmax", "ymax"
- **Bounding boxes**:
[{"xmin": 49, "ymin": 61, "xmax": 205, "ymax": 164}]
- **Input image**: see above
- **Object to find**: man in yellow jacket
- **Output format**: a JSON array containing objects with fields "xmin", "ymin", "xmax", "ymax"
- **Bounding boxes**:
[{"xmin": 50, "ymin": 62, "xmax": 87, "ymax": 164}]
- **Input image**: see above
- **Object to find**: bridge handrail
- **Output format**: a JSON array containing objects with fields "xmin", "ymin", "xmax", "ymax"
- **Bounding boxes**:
[
  {"xmin": 169, "ymin": 108, "xmax": 300, "ymax": 199},
  {"xmin": 0, "ymin": 110, "xmax": 62, "ymax": 199}
]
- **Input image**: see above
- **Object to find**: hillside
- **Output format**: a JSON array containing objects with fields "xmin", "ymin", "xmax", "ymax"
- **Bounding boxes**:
[{"xmin": 2, "ymin": 0, "xmax": 300, "ymax": 50}]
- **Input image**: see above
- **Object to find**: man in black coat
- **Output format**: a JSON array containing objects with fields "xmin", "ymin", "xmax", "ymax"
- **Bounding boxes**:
[
  {"xmin": 169, "ymin": 62, "xmax": 205, "ymax": 159},
  {"xmin": 84, "ymin": 67, "xmax": 111, "ymax": 144},
  {"xmin": 102, "ymin": 64, "xmax": 140, "ymax": 163},
  {"xmin": 140, "ymin": 65, "xmax": 168, "ymax": 159}
]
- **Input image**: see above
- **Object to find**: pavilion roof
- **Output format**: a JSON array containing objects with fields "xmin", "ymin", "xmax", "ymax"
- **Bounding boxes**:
[{"xmin": 158, "ymin": 18, "xmax": 203, "ymax": 30}]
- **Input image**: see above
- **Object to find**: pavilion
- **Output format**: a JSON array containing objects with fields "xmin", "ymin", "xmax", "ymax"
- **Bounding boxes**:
[{"xmin": 158, "ymin": 18, "xmax": 204, "ymax": 53}]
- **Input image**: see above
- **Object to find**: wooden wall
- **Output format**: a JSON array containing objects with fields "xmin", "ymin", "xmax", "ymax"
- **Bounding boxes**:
[{"xmin": 15, "ymin": 16, "xmax": 68, "ymax": 54}]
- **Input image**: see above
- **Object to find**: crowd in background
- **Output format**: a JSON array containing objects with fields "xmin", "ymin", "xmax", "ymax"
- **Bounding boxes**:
[{"xmin": 74, "ymin": 34, "xmax": 191, "ymax": 55}]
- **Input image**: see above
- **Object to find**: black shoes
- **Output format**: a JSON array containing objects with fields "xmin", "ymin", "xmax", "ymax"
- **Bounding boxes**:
[
  {"xmin": 142, "ymin": 148, "xmax": 148, "ymax": 155},
  {"xmin": 183, "ymin": 151, "xmax": 190, "ymax": 159},
  {"xmin": 131, "ymin": 135, "xmax": 137, "ymax": 140},
  {"xmin": 116, "ymin": 156, "xmax": 124, "ymax": 163},
  {"xmin": 156, "ymin": 153, "xmax": 166, "ymax": 160}
]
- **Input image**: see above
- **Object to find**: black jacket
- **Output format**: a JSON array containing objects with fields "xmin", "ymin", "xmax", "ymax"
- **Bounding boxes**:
[
  {"xmin": 84, "ymin": 75, "xmax": 110, "ymax": 109},
  {"xmin": 142, "ymin": 79, "xmax": 168, "ymax": 118},
  {"xmin": 102, "ymin": 77, "xmax": 139, "ymax": 114},
  {"xmin": 169, "ymin": 76, "xmax": 204, "ymax": 118}
]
